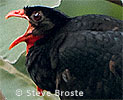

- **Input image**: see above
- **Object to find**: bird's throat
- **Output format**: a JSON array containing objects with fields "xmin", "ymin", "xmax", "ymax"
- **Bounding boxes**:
[{"xmin": 25, "ymin": 35, "xmax": 43, "ymax": 54}]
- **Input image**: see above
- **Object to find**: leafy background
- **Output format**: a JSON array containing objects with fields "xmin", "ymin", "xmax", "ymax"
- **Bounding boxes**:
[{"xmin": 0, "ymin": 0, "xmax": 122, "ymax": 100}]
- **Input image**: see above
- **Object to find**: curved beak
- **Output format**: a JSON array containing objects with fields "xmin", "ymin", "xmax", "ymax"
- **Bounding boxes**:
[
  {"xmin": 5, "ymin": 9, "xmax": 29, "ymax": 20},
  {"xmin": 5, "ymin": 9, "xmax": 35, "ymax": 51}
]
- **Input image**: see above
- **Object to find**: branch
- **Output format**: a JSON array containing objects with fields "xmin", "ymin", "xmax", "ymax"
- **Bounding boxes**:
[{"xmin": 0, "ymin": 90, "xmax": 5, "ymax": 100}]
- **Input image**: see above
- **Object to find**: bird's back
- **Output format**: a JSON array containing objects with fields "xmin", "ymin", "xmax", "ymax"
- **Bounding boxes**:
[{"xmin": 56, "ymin": 14, "xmax": 123, "ymax": 99}]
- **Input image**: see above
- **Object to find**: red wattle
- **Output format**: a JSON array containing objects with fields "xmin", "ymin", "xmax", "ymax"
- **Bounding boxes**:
[
  {"xmin": 37, "ymin": 86, "xmax": 43, "ymax": 96},
  {"xmin": 26, "ymin": 35, "xmax": 43, "ymax": 54}
]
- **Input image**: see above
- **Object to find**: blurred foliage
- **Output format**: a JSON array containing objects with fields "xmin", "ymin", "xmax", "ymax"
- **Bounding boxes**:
[{"xmin": 58, "ymin": 0, "xmax": 123, "ymax": 20}]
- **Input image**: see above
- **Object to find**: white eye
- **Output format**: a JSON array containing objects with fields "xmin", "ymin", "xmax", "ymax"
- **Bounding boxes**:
[{"xmin": 31, "ymin": 11, "xmax": 44, "ymax": 22}]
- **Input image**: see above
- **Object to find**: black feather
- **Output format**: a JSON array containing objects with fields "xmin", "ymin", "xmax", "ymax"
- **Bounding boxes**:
[{"xmin": 25, "ymin": 6, "xmax": 123, "ymax": 99}]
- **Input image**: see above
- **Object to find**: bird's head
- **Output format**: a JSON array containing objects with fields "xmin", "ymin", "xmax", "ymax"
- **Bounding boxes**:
[{"xmin": 5, "ymin": 6, "xmax": 68, "ymax": 54}]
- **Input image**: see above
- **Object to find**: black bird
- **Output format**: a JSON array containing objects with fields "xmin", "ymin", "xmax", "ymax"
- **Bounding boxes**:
[{"xmin": 6, "ymin": 6, "xmax": 123, "ymax": 99}]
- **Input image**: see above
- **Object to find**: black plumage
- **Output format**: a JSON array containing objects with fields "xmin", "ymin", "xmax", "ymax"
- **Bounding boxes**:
[{"xmin": 21, "ymin": 6, "xmax": 123, "ymax": 99}]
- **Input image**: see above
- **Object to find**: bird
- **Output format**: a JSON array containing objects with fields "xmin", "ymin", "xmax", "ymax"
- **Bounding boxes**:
[{"xmin": 5, "ymin": 6, "xmax": 123, "ymax": 99}]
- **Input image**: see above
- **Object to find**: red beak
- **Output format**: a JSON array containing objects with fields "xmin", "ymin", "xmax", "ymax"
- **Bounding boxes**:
[
  {"xmin": 5, "ymin": 9, "xmax": 43, "ymax": 53},
  {"xmin": 5, "ymin": 9, "xmax": 29, "ymax": 20}
]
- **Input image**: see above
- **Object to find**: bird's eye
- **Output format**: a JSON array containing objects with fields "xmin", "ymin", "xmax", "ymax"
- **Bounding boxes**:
[
  {"xmin": 31, "ymin": 11, "xmax": 43, "ymax": 22},
  {"xmin": 33, "ymin": 12, "xmax": 42, "ymax": 21}
]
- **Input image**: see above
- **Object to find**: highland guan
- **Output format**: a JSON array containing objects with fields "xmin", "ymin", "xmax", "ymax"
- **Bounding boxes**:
[{"xmin": 6, "ymin": 6, "xmax": 123, "ymax": 99}]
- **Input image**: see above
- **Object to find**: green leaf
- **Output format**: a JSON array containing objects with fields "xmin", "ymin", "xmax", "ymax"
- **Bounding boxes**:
[{"xmin": 58, "ymin": 0, "xmax": 123, "ymax": 20}]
